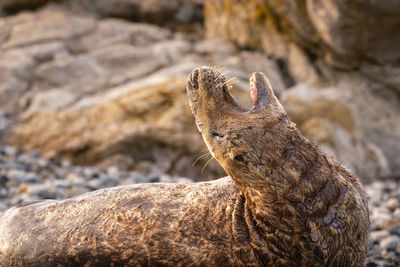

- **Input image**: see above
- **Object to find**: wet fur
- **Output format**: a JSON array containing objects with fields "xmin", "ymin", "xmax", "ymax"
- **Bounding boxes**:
[{"xmin": 0, "ymin": 67, "xmax": 369, "ymax": 266}]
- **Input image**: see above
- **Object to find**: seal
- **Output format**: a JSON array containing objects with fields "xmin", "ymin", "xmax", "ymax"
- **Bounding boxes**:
[{"xmin": 0, "ymin": 66, "xmax": 369, "ymax": 266}]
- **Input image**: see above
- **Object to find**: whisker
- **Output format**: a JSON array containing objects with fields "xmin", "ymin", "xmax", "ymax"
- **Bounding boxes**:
[
  {"xmin": 216, "ymin": 77, "xmax": 239, "ymax": 89},
  {"xmin": 212, "ymin": 65, "xmax": 223, "ymax": 73},
  {"xmin": 201, "ymin": 156, "xmax": 214, "ymax": 174},
  {"xmin": 224, "ymin": 77, "xmax": 239, "ymax": 86},
  {"xmin": 219, "ymin": 70, "xmax": 229, "ymax": 77},
  {"xmin": 192, "ymin": 152, "xmax": 211, "ymax": 167}
]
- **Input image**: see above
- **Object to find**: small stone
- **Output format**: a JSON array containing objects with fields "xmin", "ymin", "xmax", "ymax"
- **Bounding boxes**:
[
  {"xmin": 149, "ymin": 176, "xmax": 160, "ymax": 183},
  {"xmin": 3, "ymin": 146, "xmax": 17, "ymax": 157},
  {"xmin": 17, "ymin": 183, "xmax": 28, "ymax": 194},
  {"xmin": 387, "ymin": 198, "xmax": 399, "ymax": 211},
  {"xmin": 25, "ymin": 172, "xmax": 43, "ymax": 183},
  {"xmin": 66, "ymin": 173, "xmax": 85, "ymax": 184},
  {"xmin": 380, "ymin": 235, "xmax": 400, "ymax": 250},
  {"xmin": 52, "ymin": 179, "xmax": 72, "ymax": 189},
  {"xmin": 384, "ymin": 181, "xmax": 397, "ymax": 193},
  {"xmin": 107, "ymin": 166, "xmax": 119, "ymax": 177},
  {"xmin": 83, "ymin": 167, "xmax": 100, "ymax": 179},
  {"xmin": 390, "ymin": 227, "xmax": 400, "ymax": 237},
  {"xmin": 134, "ymin": 174, "xmax": 147, "ymax": 184},
  {"xmin": 29, "ymin": 150, "xmax": 41, "ymax": 158},
  {"xmin": 64, "ymin": 185, "xmax": 90, "ymax": 198},
  {"xmin": 175, "ymin": 177, "xmax": 193, "ymax": 183},
  {"xmin": 159, "ymin": 174, "xmax": 172, "ymax": 183},
  {"xmin": 26, "ymin": 183, "xmax": 56, "ymax": 199},
  {"xmin": 135, "ymin": 161, "xmax": 153, "ymax": 174},
  {"xmin": 394, "ymin": 208, "xmax": 400, "ymax": 220},
  {"xmin": 61, "ymin": 159, "xmax": 71, "ymax": 168},
  {"xmin": 88, "ymin": 176, "xmax": 119, "ymax": 190},
  {"xmin": 0, "ymin": 174, "xmax": 8, "ymax": 186},
  {"xmin": 4, "ymin": 163, "xmax": 27, "ymax": 171},
  {"xmin": 370, "ymin": 230, "xmax": 390, "ymax": 243},
  {"xmin": 6, "ymin": 169, "xmax": 28, "ymax": 184},
  {"xmin": 0, "ymin": 202, "xmax": 8, "ymax": 212},
  {"xmin": 37, "ymin": 158, "xmax": 49, "ymax": 168},
  {"xmin": 0, "ymin": 187, "xmax": 8, "ymax": 198},
  {"xmin": 371, "ymin": 206, "xmax": 392, "ymax": 229}
]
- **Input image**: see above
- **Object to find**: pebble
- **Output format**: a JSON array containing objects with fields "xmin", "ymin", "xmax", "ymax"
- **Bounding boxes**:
[
  {"xmin": 380, "ymin": 235, "xmax": 400, "ymax": 250},
  {"xmin": 0, "ymin": 201, "xmax": 7, "ymax": 212},
  {"xmin": 88, "ymin": 176, "xmax": 119, "ymax": 189},
  {"xmin": 371, "ymin": 206, "xmax": 393, "ymax": 230},
  {"xmin": 6, "ymin": 169, "xmax": 29, "ymax": 184},
  {"xmin": 387, "ymin": 198, "xmax": 399, "ymax": 211},
  {"xmin": 0, "ymin": 145, "xmax": 189, "ymax": 206},
  {"xmin": 64, "ymin": 184, "xmax": 90, "ymax": 198},
  {"xmin": 26, "ymin": 183, "xmax": 56, "ymax": 199},
  {"xmin": 370, "ymin": 230, "xmax": 390, "ymax": 243},
  {"xmin": 394, "ymin": 208, "xmax": 400, "ymax": 220},
  {"xmin": 0, "ymin": 187, "xmax": 7, "ymax": 198},
  {"xmin": 83, "ymin": 167, "xmax": 100, "ymax": 179},
  {"xmin": 3, "ymin": 146, "xmax": 18, "ymax": 157}
]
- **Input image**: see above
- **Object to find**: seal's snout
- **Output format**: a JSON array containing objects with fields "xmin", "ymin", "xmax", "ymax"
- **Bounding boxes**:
[{"xmin": 187, "ymin": 66, "xmax": 241, "ymax": 113}]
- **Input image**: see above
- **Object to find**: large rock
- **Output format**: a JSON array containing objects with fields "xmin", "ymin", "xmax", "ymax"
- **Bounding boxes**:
[
  {"xmin": 205, "ymin": 0, "xmax": 400, "ymax": 81},
  {"xmin": 69, "ymin": 0, "xmax": 204, "ymax": 26},
  {"xmin": 0, "ymin": 6, "xmax": 291, "ymax": 181},
  {"xmin": 335, "ymin": 75, "xmax": 400, "ymax": 178},
  {"xmin": 0, "ymin": 0, "xmax": 52, "ymax": 13},
  {"xmin": 1, "ymin": 7, "xmax": 96, "ymax": 49},
  {"xmin": 0, "ymin": 7, "xmax": 177, "ymax": 116},
  {"xmin": 281, "ymin": 84, "xmax": 391, "ymax": 182},
  {"xmin": 1, "ymin": 0, "xmax": 204, "ymax": 28},
  {"xmin": 205, "ymin": 0, "xmax": 400, "ymax": 177},
  {"xmin": 10, "ymin": 78, "xmax": 228, "ymax": 181}
]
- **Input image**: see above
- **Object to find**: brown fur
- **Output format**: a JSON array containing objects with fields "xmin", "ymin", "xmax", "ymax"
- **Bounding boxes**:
[{"xmin": 0, "ymin": 66, "xmax": 369, "ymax": 266}]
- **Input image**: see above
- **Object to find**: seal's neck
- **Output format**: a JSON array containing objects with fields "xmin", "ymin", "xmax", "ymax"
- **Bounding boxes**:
[{"xmin": 228, "ymin": 125, "xmax": 336, "ymax": 229}]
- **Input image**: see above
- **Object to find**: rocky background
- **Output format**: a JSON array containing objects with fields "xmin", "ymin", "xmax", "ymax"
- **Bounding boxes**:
[{"xmin": 0, "ymin": 0, "xmax": 399, "ymax": 266}]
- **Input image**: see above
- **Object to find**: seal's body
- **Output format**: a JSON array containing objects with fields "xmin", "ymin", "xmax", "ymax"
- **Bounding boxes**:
[
  {"xmin": 0, "ymin": 66, "xmax": 369, "ymax": 266},
  {"xmin": 0, "ymin": 178, "xmax": 247, "ymax": 266}
]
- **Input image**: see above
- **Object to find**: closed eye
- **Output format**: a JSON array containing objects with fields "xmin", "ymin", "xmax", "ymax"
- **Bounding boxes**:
[
  {"xmin": 234, "ymin": 155, "xmax": 245, "ymax": 163},
  {"xmin": 210, "ymin": 132, "xmax": 224, "ymax": 138}
]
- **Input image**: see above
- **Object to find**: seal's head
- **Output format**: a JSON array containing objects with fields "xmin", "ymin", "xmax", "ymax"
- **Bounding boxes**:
[{"xmin": 187, "ymin": 66, "xmax": 293, "ymax": 198}]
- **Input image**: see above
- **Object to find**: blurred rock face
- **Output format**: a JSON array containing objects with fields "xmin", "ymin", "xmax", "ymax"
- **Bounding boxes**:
[
  {"xmin": 0, "ymin": 1, "xmax": 398, "ymax": 182},
  {"xmin": 73, "ymin": 0, "xmax": 204, "ymax": 26},
  {"xmin": 11, "ymin": 78, "xmax": 226, "ymax": 180},
  {"xmin": 0, "ymin": 0, "xmax": 52, "ymax": 13},
  {"xmin": 205, "ymin": 0, "xmax": 400, "ymax": 79},
  {"xmin": 0, "ymin": 0, "xmax": 204, "ymax": 28},
  {"xmin": 0, "ymin": 6, "xmax": 288, "ymax": 180},
  {"xmin": 205, "ymin": 0, "xmax": 400, "ymax": 178},
  {"xmin": 281, "ymin": 84, "xmax": 391, "ymax": 182}
]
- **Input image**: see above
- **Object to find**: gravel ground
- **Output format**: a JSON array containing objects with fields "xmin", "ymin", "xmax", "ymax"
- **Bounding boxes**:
[
  {"xmin": 0, "ymin": 145, "xmax": 399, "ymax": 266},
  {"xmin": 0, "ymin": 146, "xmax": 192, "ymax": 212}
]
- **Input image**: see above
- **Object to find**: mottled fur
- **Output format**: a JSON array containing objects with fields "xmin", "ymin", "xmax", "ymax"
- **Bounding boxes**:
[{"xmin": 0, "ymin": 66, "xmax": 369, "ymax": 266}]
